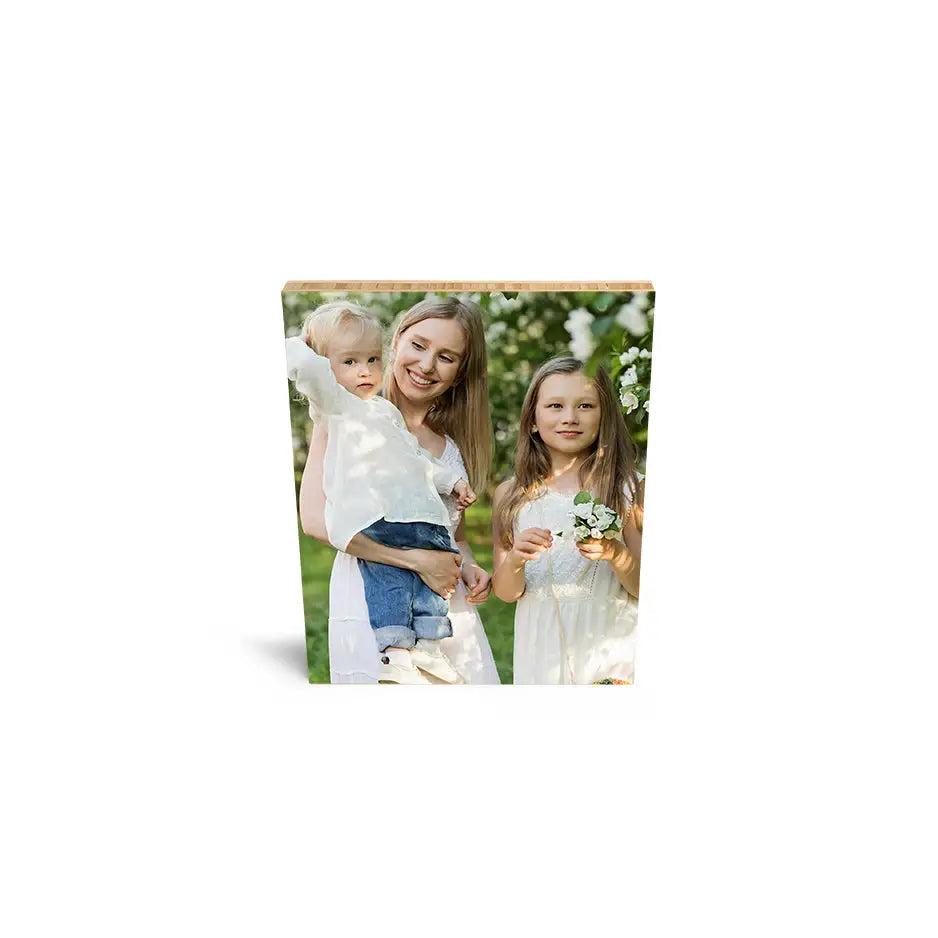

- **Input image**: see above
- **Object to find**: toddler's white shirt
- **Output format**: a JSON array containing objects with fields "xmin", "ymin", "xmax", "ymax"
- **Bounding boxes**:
[{"xmin": 285, "ymin": 337, "xmax": 461, "ymax": 551}]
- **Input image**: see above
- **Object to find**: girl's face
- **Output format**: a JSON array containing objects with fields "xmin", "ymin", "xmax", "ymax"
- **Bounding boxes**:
[
  {"xmin": 393, "ymin": 316, "xmax": 467, "ymax": 403},
  {"xmin": 533, "ymin": 371, "xmax": 602, "ymax": 455}
]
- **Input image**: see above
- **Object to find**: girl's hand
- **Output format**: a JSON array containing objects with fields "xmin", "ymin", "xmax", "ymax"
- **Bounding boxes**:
[
  {"xmin": 412, "ymin": 548, "xmax": 462, "ymax": 599},
  {"xmin": 509, "ymin": 528, "xmax": 553, "ymax": 564},
  {"xmin": 576, "ymin": 537, "xmax": 623, "ymax": 563},
  {"xmin": 452, "ymin": 479, "xmax": 477, "ymax": 511},
  {"xmin": 461, "ymin": 563, "xmax": 492, "ymax": 604}
]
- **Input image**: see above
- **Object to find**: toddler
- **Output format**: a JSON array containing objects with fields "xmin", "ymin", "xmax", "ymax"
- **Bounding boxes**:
[{"xmin": 285, "ymin": 302, "xmax": 474, "ymax": 684}]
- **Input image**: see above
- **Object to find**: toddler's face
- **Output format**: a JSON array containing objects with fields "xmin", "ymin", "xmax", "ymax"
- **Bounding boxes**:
[{"xmin": 327, "ymin": 325, "xmax": 384, "ymax": 400}]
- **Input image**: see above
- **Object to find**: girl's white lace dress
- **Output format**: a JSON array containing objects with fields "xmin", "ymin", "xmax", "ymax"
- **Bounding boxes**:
[
  {"xmin": 513, "ymin": 487, "xmax": 639, "ymax": 684},
  {"xmin": 327, "ymin": 437, "xmax": 501, "ymax": 684}
]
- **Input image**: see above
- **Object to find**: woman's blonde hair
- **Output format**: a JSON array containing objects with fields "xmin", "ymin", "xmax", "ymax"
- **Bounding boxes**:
[
  {"xmin": 495, "ymin": 356, "xmax": 639, "ymax": 548},
  {"xmin": 383, "ymin": 296, "xmax": 492, "ymax": 493},
  {"xmin": 300, "ymin": 301, "xmax": 382, "ymax": 356}
]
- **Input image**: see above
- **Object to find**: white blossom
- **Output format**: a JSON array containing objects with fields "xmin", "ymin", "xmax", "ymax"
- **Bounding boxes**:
[
  {"xmin": 619, "ymin": 346, "xmax": 640, "ymax": 366},
  {"xmin": 567, "ymin": 496, "xmax": 622, "ymax": 541},
  {"xmin": 620, "ymin": 389, "xmax": 639, "ymax": 413},
  {"xmin": 643, "ymin": 400, "xmax": 650, "ymax": 412},
  {"xmin": 616, "ymin": 301, "xmax": 649, "ymax": 336},
  {"xmin": 620, "ymin": 366, "xmax": 638, "ymax": 387},
  {"xmin": 630, "ymin": 292, "xmax": 650, "ymax": 311},
  {"xmin": 572, "ymin": 502, "xmax": 594, "ymax": 520},
  {"xmin": 595, "ymin": 504, "xmax": 615, "ymax": 525},
  {"xmin": 638, "ymin": 349, "xmax": 652, "ymax": 359},
  {"xmin": 488, "ymin": 293, "xmax": 521, "ymax": 314},
  {"xmin": 566, "ymin": 307, "xmax": 593, "ymax": 328},
  {"xmin": 564, "ymin": 307, "xmax": 596, "ymax": 361}
]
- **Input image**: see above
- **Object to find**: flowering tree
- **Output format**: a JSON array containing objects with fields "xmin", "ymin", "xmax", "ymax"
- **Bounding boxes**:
[
  {"xmin": 282, "ymin": 290, "xmax": 654, "ymax": 492},
  {"xmin": 480, "ymin": 290, "xmax": 653, "ymax": 481},
  {"xmin": 560, "ymin": 290, "xmax": 654, "ymax": 427}
]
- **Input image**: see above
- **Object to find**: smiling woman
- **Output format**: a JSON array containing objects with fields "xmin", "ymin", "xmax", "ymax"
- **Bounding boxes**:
[
  {"xmin": 281, "ymin": 284, "xmax": 655, "ymax": 684},
  {"xmin": 384, "ymin": 296, "xmax": 492, "ymax": 496},
  {"xmin": 395, "ymin": 321, "xmax": 463, "ymax": 396},
  {"xmin": 289, "ymin": 292, "xmax": 501, "ymax": 684}
]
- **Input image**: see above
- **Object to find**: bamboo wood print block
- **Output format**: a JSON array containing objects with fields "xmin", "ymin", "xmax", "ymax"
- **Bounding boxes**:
[{"xmin": 283, "ymin": 282, "xmax": 655, "ymax": 684}]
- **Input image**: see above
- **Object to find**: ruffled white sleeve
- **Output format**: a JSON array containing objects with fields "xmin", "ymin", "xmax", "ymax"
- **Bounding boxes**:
[{"xmin": 429, "ymin": 459, "xmax": 461, "ymax": 496}]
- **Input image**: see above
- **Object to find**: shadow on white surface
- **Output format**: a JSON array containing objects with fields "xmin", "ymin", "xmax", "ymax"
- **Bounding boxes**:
[{"xmin": 244, "ymin": 637, "xmax": 309, "ymax": 683}]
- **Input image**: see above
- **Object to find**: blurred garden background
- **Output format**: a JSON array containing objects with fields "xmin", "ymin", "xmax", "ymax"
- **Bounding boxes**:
[{"xmin": 282, "ymin": 290, "xmax": 655, "ymax": 683}]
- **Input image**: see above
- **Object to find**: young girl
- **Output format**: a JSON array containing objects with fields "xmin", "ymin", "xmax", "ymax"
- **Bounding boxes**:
[
  {"xmin": 492, "ymin": 357, "xmax": 644, "ymax": 684},
  {"xmin": 287, "ymin": 301, "xmax": 476, "ymax": 684}
]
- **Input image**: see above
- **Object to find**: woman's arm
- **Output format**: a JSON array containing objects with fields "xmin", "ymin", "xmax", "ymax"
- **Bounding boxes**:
[
  {"xmin": 298, "ymin": 423, "xmax": 330, "ymax": 541},
  {"xmin": 452, "ymin": 513, "xmax": 491, "ymax": 604},
  {"xmin": 298, "ymin": 423, "xmax": 461, "ymax": 597},
  {"xmin": 346, "ymin": 534, "xmax": 462, "ymax": 599}
]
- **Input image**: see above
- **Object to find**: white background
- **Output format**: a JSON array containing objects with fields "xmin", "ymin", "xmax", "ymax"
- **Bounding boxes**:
[{"xmin": 4, "ymin": 2, "xmax": 936, "ymax": 935}]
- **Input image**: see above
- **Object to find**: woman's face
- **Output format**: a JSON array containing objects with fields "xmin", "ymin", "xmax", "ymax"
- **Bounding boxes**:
[{"xmin": 393, "ymin": 316, "xmax": 467, "ymax": 403}]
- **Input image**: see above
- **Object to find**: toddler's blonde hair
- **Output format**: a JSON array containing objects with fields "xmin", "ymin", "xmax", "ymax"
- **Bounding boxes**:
[{"xmin": 300, "ymin": 300, "xmax": 383, "ymax": 356}]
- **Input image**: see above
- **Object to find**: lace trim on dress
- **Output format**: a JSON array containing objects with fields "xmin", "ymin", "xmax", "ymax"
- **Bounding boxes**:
[
  {"xmin": 330, "ymin": 670, "xmax": 378, "ymax": 684},
  {"xmin": 437, "ymin": 436, "xmax": 466, "ymax": 536},
  {"xmin": 517, "ymin": 487, "xmax": 629, "ymax": 601}
]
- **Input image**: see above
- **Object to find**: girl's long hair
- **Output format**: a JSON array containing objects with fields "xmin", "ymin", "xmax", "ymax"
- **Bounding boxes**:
[
  {"xmin": 383, "ymin": 296, "xmax": 492, "ymax": 493},
  {"xmin": 496, "ymin": 356, "xmax": 639, "ymax": 548}
]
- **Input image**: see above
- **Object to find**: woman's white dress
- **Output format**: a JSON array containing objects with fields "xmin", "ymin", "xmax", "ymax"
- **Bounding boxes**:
[
  {"xmin": 327, "ymin": 437, "xmax": 501, "ymax": 684},
  {"xmin": 513, "ymin": 488, "xmax": 639, "ymax": 684}
]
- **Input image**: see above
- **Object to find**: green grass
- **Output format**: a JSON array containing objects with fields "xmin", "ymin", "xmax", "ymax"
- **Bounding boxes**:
[{"xmin": 298, "ymin": 501, "xmax": 516, "ymax": 683}]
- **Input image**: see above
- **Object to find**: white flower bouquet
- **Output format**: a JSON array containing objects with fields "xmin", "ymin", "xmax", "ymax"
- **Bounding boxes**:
[{"xmin": 555, "ymin": 491, "xmax": 623, "ymax": 542}]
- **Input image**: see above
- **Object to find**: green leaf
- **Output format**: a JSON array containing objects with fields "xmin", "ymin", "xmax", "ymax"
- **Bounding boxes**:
[
  {"xmin": 590, "ymin": 315, "xmax": 616, "ymax": 338},
  {"xmin": 573, "ymin": 491, "xmax": 592, "ymax": 505}
]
